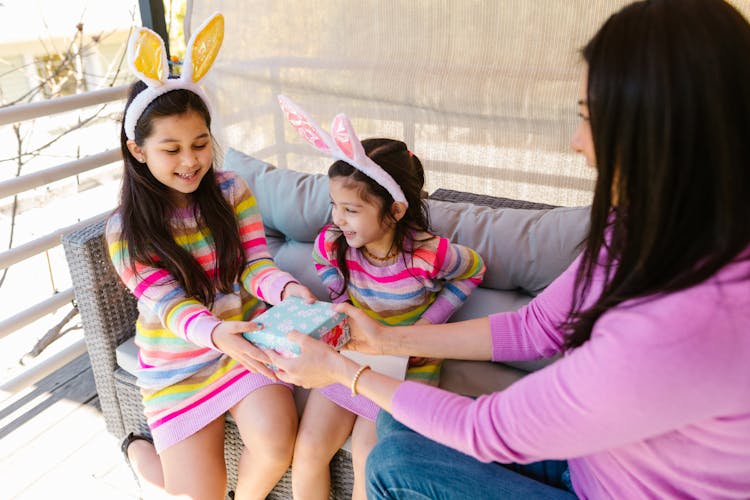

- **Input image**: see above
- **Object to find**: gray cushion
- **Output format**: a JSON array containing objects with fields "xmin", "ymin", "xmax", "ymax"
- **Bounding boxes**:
[
  {"xmin": 224, "ymin": 148, "xmax": 331, "ymax": 242},
  {"xmin": 224, "ymin": 147, "xmax": 589, "ymax": 295},
  {"xmin": 272, "ymin": 239, "xmax": 330, "ymax": 300},
  {"xmin": 115, "ymin": 336, "xmax": 140, "ymax": 375},
  {"xmin": 427, "ymin": 199, "xmax": 589, "ymax": 294}
]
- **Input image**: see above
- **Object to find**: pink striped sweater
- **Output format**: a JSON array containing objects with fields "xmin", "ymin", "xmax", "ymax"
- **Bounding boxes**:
[{"xmin": 106, "ymin": 170, "xmax": 297, "ymax": 452}]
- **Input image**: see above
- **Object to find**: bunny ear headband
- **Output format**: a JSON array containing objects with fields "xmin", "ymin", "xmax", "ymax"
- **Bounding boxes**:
[
  {"xmin": 124, "ymin": 12, "xmax": 224, "ymax": 141},
  {"xmin": 277, "ymin": 95, "xmax": 408, "ymax": 206}
]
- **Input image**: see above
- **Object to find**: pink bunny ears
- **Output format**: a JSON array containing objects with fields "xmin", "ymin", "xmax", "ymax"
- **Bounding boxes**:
[
  {"xmin": 124, "ymin": 13, "xmax": 224, "ymax": 140},
  {"xmin": 277, "ymin": 95, "xmax": 408, "ymax": 207}
]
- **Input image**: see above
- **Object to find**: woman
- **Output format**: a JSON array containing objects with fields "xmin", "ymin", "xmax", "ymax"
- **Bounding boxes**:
[{"xmin": 266, "ymin": 0, "xmax": 750, "ymax": 497}]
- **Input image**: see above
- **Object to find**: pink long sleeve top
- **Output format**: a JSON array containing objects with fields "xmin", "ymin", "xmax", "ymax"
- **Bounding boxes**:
[{"xmin": 391, "ymin": 251, "xmax": 750, "ymax": 499}]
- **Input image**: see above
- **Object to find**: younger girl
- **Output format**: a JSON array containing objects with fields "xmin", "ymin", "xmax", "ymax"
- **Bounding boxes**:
[
  {"xmin": 108, "ymin": 15, "xmax": 313, "ymax": 498},
  {"xmin": 278, "ymin": 96, "xmax": 486, "ymax": 500}
]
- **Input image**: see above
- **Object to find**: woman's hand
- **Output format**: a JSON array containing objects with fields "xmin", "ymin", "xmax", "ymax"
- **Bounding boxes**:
[
  {"xmin": 266, "ymin": 330, "xmax": 343, "ymax": 388},
  {"xmin": 281, "ymin": 282, "xmax": 316, "ymax": 303},
  {"xmin": 409, "ymin": 317, "xmax": 432, "ymax": 366},
  {"xmin": 332, "ymin": 302, "xmax": 389, "ymax": 354},
  {"xmin": 269, "ymin": 330, "xmax": 402, "ymax": 414},
  {"xmin": 211, "ymin": 320, "xmax": 277, "ymax": 380}
]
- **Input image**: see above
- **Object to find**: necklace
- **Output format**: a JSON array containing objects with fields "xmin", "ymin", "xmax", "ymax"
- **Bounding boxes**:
[{"xmin": 362, "ymin": 246, "xmax": 399, "ymax": 263}]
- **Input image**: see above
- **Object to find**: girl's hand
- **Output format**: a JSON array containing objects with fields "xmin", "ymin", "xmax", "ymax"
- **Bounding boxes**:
[
  {"xmin": 211, "ymin": 320, "xmax": 277, "ymax": 380},
  {"xmin": 266, "ymin": 330, "xmax": 342, "ymax": 388},
  {"xmin": 332, "ymin": 302, "xmax": 388, "ymax": 354},
  {"xmin": 281, "ymin": 282, "xmax": 316, "ymax": 303}
]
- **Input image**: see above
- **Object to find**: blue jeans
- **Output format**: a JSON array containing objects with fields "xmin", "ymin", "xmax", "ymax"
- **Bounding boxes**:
[{"xmin": 366, "ymin": 411, "xmax": 577, "ymax": 499}]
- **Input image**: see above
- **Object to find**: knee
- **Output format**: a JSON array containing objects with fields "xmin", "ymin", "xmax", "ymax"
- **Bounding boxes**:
[
  {"xmin": 293, "ymin": 429, "xmax": 333, "ymax": 465},
  {"xmin": 272, "ymin": 409, "xmax": 299, "ymax": 443},
  {"xmin": 240, "ymin": 414, "xmax": 297, "ymax": 465},
  {"xmin": 244, "ymin": 437, "xmax": 294, "ymax": 470},
  {"xmin": 266, "ymin": 421, "xmax": 297, "ymax": 464}
]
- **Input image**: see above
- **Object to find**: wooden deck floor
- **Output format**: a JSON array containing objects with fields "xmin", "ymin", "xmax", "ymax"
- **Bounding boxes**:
[{"xmin": 0, "ymin": 354, "xmax": 139, "ymax": 499}]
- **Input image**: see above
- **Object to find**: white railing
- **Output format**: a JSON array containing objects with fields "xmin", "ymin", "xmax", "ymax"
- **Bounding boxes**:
[{"xmin": 0, "ymin": 85, "xmax": 128, "ymax": 394}]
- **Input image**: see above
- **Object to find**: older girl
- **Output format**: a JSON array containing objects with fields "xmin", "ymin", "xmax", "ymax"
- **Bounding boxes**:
[{"xmin": 109, "ymin": 14, "xmax": 312, "ymax": 498}]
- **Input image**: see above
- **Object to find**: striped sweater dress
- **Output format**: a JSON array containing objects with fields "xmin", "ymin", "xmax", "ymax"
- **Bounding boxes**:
[
  {"xmin": 106, "ymin": 170, "xmax": 297, "ymax": 452},
  {"xmin": 313, "ymin": 224, "xmax": 486, "ymax": 420}
]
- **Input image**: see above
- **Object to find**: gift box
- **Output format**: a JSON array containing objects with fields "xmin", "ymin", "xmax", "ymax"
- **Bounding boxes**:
[{"xmin": 242, "ymin": 296, "xmax": 349, "ymax": 356}]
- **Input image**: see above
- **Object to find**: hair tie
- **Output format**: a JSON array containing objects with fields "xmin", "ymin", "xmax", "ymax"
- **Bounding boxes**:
[
  {"xmin": 277, "ymin": 95, "xmax": 408, "ymax": 207},
  {"xmin": 124, "ymin": 12, "xmax": 224, "ymax": 141}
]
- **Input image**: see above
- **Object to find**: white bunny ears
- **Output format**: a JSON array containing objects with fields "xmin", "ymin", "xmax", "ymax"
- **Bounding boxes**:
[
  {"xmin": 124, "ymin": 12, "xmax": 224, "ymax": 140},
  {"xmin": 277, "ymin": 95, "xmax": 408, "ymax": 206}
]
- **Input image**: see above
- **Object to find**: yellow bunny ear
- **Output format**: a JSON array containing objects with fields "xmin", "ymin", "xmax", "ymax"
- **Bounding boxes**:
[
  {"xmin": 127, "ymin": 27, "xmax": 169, "ymax": 87},
  {"xmin": 183, "ymin": 12, "xmax": 224, "ymax": 84}
]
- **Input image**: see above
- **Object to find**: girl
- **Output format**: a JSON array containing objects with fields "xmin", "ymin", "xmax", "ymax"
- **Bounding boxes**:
[
  {"xmin": 268, "ymin": 0, "xmax": 750, "ymax": 498},
  {"xmin": 278, "ymin": 96, "xmax": 486, "ymax": 500},
  {"xmin": 109, "ymin": 15, "xmax": 313, "ymax": 498}
]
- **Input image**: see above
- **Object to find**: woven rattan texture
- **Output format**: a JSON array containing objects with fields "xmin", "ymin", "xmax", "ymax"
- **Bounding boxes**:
[
  {"xmin": 63, "ymin": 219, "xmax": 138, "ymax": 437},
  {"xmin": 113, "ymin": 368, "xmax": 150, "ymax": 437},
  {"xmin": 430, "ymin": 188, "xmax": 557, "ymax": 210}
]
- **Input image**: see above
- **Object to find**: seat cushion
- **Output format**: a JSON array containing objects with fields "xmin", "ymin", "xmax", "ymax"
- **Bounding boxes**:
[{"xmin": 115, "ymin": 336, "xmax": 140, "ymax": 376}]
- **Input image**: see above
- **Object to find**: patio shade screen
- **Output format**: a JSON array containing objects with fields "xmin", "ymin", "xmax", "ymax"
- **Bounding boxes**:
[{"xmin": 186, "ymin": 0, "xmax": 745, "ymax": 207}]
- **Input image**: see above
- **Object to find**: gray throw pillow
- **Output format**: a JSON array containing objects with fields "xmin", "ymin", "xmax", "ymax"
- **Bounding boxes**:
[
  {"xmin": 427, "ymin": 199, "xmax": 589, "ymax": 294},
  {"xmin": 223, "ymin": 147, "xmax": 331, "ymax": 242}
]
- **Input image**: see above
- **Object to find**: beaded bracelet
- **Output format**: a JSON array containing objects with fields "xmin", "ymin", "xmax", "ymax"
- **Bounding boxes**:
[{"xmin": 350, "ymin": 365, "xmax": 371, "ymax": 396}]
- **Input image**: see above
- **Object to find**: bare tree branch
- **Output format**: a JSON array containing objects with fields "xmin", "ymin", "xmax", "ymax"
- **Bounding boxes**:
[
  {"xmin": 21, "ymin": 304, "xmax": 80, "ymax": 364},
  {"xmin": 0, "ymin": 103, "xmax": 112, "ymax": 163},
  {"xmin": 1, "ymin": 21, "xmax": 127, "ymax": 290},
  {"xmin": 0, "ymin": 123, "xmax": 25, "ymax": 287}
]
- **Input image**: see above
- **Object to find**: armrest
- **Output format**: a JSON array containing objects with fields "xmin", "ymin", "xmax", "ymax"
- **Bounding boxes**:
[
  {"xmin": 430, "ymin": 188, "xmax": 558, "ymax": 210},
  {"xmin": 62, "ymin": 218, "xmax": 138, "ymax": 437}
]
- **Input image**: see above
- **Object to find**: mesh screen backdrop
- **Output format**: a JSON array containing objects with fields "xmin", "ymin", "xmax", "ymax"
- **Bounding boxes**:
[{"xmin": 188, "ymin": 0, "xmax": 750, "ymax": 207}]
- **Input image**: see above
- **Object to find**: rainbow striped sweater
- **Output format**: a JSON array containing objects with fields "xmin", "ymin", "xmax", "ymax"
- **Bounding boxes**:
[
  {"xmin": 106, "ymin": 170, "xmax": 297, "ymax": 451},
  {"xmin": 313, "ymin": 224, "xmax": 485, "ymax": 326},
  {"xmin": 313, "ymin": 224, "xmax": 485, "ymax": 418}
]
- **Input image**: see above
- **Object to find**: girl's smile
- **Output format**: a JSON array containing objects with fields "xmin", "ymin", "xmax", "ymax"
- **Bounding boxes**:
[
  {"xmin": 329, "ymin": 177, "xmax": 396, "ymax": 258},
  {"xmin": 127, "ymin": 110, "xmax": 213, "ymax": 206},
  {"xmin": 175, "ymin": 169, "xmax": 200, "ymax": 180}
]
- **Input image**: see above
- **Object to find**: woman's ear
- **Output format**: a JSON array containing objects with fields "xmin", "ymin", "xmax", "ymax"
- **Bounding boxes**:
[
  {"xmin": 391, "ymin": 201, "xmax": 407, "ymax": 221},
  {"xmin": 126, "ymin": 140, "xmax": 146, "ymax": 163}
]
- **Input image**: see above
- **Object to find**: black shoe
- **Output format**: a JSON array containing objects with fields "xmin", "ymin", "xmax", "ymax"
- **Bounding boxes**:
[
  {"xmin": 120, "ymin": 431, "xmax": 153, "ymax": 466},
  {"xmin": 120, "ymin": 432, "xmax": 154, "ymax": 499}
]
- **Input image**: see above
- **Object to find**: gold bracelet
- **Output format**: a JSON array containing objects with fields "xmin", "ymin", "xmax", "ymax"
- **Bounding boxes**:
[{"xmin": 350, "ymin": 364, "xmax": 371, "ymax": 396}]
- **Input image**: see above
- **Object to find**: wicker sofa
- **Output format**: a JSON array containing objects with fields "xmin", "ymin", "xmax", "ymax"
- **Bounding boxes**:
[{"xmin": 62, "ymin": 147, "xmax": 589, "ymax": 498}]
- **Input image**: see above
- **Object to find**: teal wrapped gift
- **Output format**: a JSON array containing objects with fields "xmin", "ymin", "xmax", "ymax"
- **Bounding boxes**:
[{"xmin": 242, "ymin": 296, "xmax": 349, "ymax": 356}]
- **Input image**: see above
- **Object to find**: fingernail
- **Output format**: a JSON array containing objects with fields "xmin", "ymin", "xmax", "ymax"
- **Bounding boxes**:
[{"xmin": 254, "ymin": 322, "xmax": 264, "ymax": 329}]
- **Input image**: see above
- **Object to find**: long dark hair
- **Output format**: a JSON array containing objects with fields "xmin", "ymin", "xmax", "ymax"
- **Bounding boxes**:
[
  {"xmin": 563, "ymin": 0, "xmax": 750, "ymax": 349},
  {"xmin": 330, "ymin": 138, "xmax": 431, "ymax": 297},
  {"xmin": 117, "ymin": 81, "xmax": 243, "ymax": 307}
]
